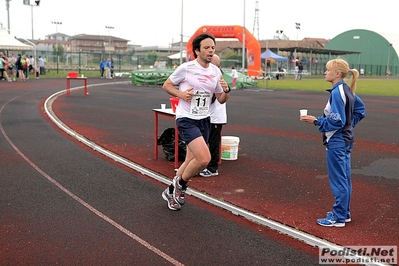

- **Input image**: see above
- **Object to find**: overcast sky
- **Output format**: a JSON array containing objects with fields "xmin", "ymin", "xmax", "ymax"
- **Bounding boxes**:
[{"xmin": 1, "ymin": 0, "xmax": 397, "ymax": 47}]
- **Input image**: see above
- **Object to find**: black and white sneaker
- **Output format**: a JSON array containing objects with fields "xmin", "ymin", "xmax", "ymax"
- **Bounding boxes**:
[{"xmin": 199, "ymin": 169, "xmax": 219, "ymax": 177}]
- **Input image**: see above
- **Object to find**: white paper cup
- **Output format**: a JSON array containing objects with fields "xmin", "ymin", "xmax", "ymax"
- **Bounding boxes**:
[
  {"xmin": 161, "ymin": 104, "xmax": 166, "ymax": 109},
  {"xmin": 300, "ymin": 109, "xmax": 308, "ymax": 116}
]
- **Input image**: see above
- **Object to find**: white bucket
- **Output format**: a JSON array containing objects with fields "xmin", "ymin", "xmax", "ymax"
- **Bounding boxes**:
[{"xmin": 221, "ymin": 136, "xmax": 240, "ymax": 160}]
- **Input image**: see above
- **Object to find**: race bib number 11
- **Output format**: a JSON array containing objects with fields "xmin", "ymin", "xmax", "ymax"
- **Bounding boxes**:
[{"xmin": 190, "ymin": 91, "xmax": 211, "ymax": 115}]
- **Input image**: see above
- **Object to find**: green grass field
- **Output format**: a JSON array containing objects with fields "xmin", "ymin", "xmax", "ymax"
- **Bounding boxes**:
[
  {"xmin": 256, "ymin": 77, "xmax": 399, "ymax": 97},
  {"xmin": 38, "ymin": 70, "xmax": 399, "ymax": 97}
]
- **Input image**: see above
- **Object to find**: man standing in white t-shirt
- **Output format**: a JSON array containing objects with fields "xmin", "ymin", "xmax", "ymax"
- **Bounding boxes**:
[
  {"xmin": 161, "ymin": 33, "xmax": 230, "ymax": 211},
  {"xmin": 29, "ymin": 55, "xmax": 35, "ymax": 73},
  {"xmin": 38, "ymin": 56, "xmax": 45, "ymax": 75},
  {"xmin": 199, "ymin": 54, "xmax": 229, "ymax": 177}
]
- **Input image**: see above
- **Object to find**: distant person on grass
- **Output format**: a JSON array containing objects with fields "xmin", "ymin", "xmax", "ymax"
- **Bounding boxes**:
[
  {"xmin": 110, "ymin": 58, "xmax": 115, "ymax": 78},
  {"xmin": 99, "ymin": 58, "xmax": 105, "ymax": 78},
  {"xmin": 231, "ymin": 65, "xmax": 238, "ymax": 89},
  {"xmin": 16, "ymin": 54, "xmax": 26, "ymax": 82},
  {"xmin": 105, "ymin": 58, "xmax": 111, "ymax": 79},
  {"xmin": 39, "ymin": 56, "xmax": 45, "ymax": 75},
  {"xmin": 300, "ymin": 58, "xmax": 365, "ymax": 227}
]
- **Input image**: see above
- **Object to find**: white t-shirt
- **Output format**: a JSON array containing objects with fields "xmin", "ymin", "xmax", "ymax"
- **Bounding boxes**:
[
  {"xmin": 0, "ymin": 57, "xmax": 5, "ymax": 69},
  {"xmin": 169, "ymin": 60, "xmax": 223, "ymax": 120},
  {"xmin": 209, "ymin": 99, "xmax": 227, "ymax": 124},
  {"xmin": 231, "ymin": 69, "xmax": 238, "ymax": 78}
]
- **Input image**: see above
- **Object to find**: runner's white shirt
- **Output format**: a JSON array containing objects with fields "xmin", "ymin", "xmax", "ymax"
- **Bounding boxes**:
[{"xmin": 169, "ymin": 59, "xmax": 223, "ymax": 120}]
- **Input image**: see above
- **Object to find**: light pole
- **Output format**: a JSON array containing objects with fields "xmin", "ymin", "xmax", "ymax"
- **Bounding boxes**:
[
  {"xmin": 78, "ymin": 50, "xmax": 82, "ymax": 74},
  {"xmin": 387, "ymin": 43, "xmax": 393, "ymax": 75},
  {"xmin": 276, "ymin": 30, "xmax": 283, "ymax": 53},
  {"xmin": 52, "ymin": 21, "xmax": 62, "ymax": 73},
  {"xmin": 5, "ymin": 0, "xmax": 11, "ymax": 34},
  {"xmin": 242, "ymin": 0, "xmax": 246, "ymax": 74},
  {"xmin": 295, "ymin": 22, "xmax": 301, "ymax": 48},
  {"xmin": 276, "ymin": 30, "xmax": 283, "ymax": 69},
  {"xmin": 105, "ymin": 26, "xmax": 114, "ymax": 58},
  {"xmin": 179, "ymin": 0, "xmax": 183, "ymax": 65},
  {"xmin": 23, "ymin": 0, "xmax": 40, "ymax": 39}
]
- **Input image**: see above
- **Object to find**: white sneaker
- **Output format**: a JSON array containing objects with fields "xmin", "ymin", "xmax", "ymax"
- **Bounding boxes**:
[
  {"xmin": 162, "ymin": 188, "xmax": 181, "ymax": 211},
  {"xmin": 172, "ymin": 176, "xmax": 187, "ymax": 205}
]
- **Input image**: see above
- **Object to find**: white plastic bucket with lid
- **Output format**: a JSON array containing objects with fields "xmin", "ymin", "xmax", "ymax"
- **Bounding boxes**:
[{"xmin": 221, "ymin": 136, "xmax": 240, "ymax": 160}]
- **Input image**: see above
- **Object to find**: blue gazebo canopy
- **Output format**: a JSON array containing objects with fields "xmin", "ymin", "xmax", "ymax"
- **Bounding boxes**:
[{"xmin": 261, "ymin": 49, "xmax": 288, "ymax": 61}]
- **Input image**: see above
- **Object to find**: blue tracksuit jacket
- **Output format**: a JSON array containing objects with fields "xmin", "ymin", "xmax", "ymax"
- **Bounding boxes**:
[{"xmin": 317, "ymin": 80, "xmax": 365, "ymax": 148}]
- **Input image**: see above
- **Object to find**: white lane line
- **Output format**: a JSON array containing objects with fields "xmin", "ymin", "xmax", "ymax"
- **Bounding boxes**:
[{"xmin": 1, "ymin": 93, "xmax": 184, "ymax": 266}]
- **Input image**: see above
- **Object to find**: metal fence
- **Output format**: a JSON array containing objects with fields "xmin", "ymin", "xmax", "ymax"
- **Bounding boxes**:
[
  {"xmin": 38, "ymin": 52, "xmax": 148, "ymax": 73},
  {"xmin": 29, "ymin": 51, "xmax": 176, "ymax": 72},
  {"xmin": 29, "ymin": 50, "xmax": 397, "ymax": 77}
]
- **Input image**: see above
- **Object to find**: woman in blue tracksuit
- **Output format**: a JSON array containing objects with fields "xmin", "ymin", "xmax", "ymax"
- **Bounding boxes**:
[{"xmin": 300, "ymin": 58, "xmax": 366, "ymax": 227}]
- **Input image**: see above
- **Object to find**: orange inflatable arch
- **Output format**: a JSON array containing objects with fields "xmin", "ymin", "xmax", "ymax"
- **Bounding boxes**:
[{"xmin": 186, "ymin": 25, "xmax": 261, "ymax": 77}]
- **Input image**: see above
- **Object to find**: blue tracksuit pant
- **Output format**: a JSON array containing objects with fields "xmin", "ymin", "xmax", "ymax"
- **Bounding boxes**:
[{"xmin": 326, "ymin": 143, "xmax": 353, "ymax": 222}]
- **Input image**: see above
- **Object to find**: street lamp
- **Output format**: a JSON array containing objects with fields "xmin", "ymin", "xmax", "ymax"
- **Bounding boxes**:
[
  {"xmin": 387, "ymin": 43, "xmax": 393, "ymax": 75},
  {"xmin": 5, "ymin": 0, "xmax": 11, "ymax": 34},
  {"xmin": 276, "ymin": 30, "xmax": 283, "ymax": 53},
  {"xmin": 242, "ymin": 0, "xmax": 246, "ymax": 74},
  {"xmin": 179, "ymin": 0, "xmax": 183, "ymax": 65},
  {"xmin": 105, "ymin": 26, "xmax": 114, "ymax": 57},
  {"xmin": 295, "ymin": 22, "xmax": 301, "ymax": 48},
  {"xmin": 52, "ymin": 21, "xmax": 62, "ymax": 73},
  {"xmin": 23, "ymin": 0, "xmax": 40, "ymax": 39}
]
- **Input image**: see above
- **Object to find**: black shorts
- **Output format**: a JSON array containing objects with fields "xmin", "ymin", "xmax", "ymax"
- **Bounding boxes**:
[{"xmin": 176, "ymin": 117, "xmax": 210, "ymax": 145}]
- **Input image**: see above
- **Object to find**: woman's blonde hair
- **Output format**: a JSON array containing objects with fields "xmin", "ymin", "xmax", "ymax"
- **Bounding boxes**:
[{"xmin": 326, "ymin": 58, "xmax": 359, "ymax": 93}]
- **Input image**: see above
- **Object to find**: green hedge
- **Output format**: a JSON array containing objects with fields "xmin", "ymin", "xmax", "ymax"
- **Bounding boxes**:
[
  {"xmin": 131, "ymin": 69, "xmax": 258, "ymax": 89},
  {"xmin": 131, "ymin": 69, "xmax": 173, "ymax": 86}
]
